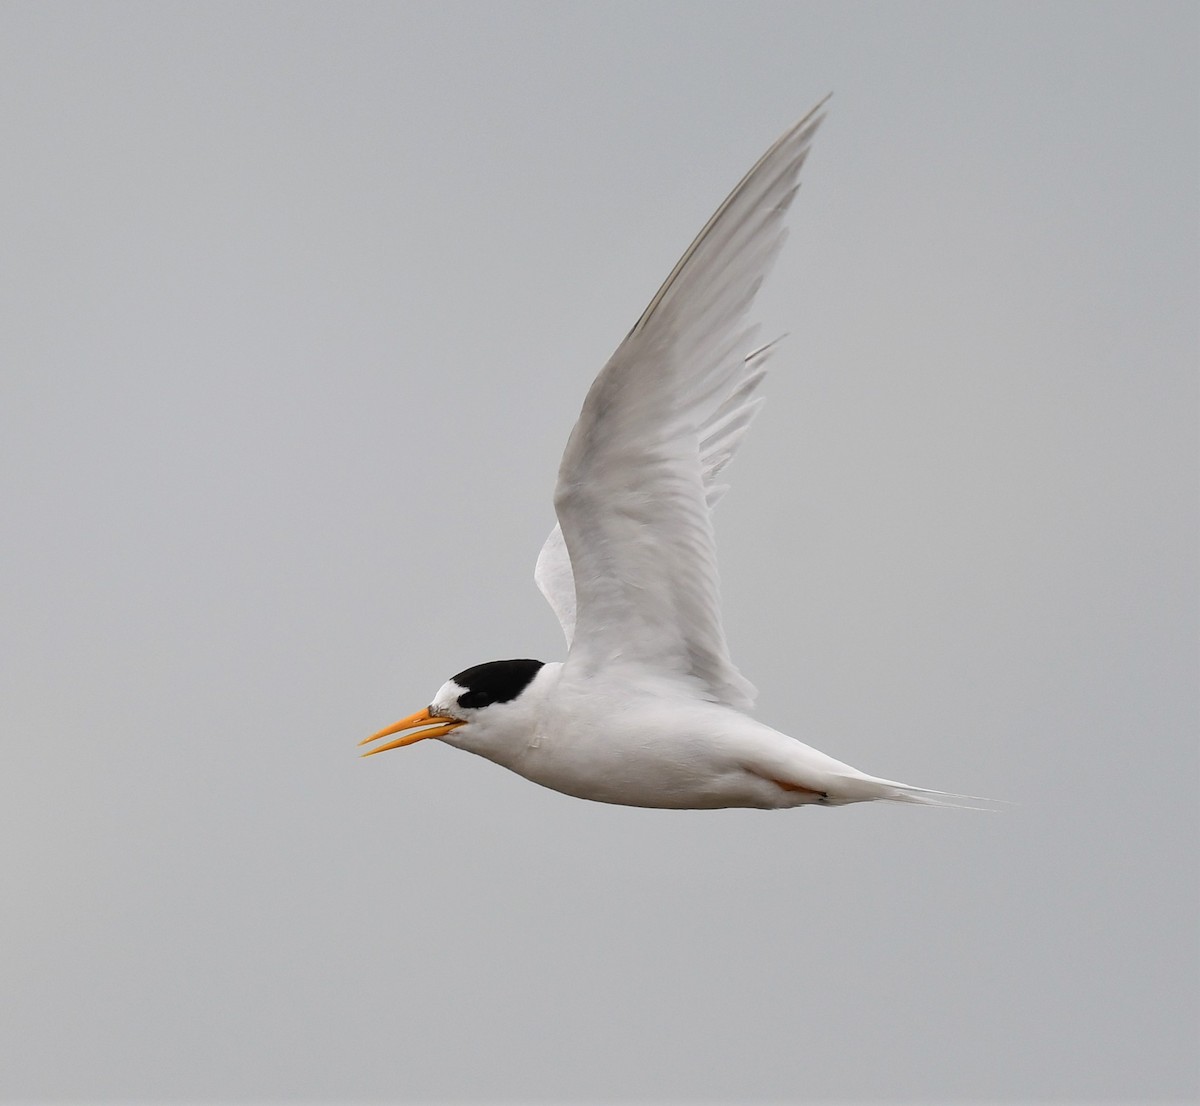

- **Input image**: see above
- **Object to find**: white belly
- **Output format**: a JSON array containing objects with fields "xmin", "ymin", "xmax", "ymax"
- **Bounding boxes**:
[{"xmin": 508, "ymin": 693, "xmax": 849, "ymax": 810}]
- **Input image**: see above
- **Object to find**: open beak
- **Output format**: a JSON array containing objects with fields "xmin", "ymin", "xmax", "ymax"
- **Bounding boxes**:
[{"xmin": 359, "ymin": 707, "xmax": 465, "ymax": 757}]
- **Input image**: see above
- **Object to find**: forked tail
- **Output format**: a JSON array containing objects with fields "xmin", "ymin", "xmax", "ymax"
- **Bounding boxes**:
[{"xmin": 829, "ymin": 773, "xmax": 1003, "ymax": 811}]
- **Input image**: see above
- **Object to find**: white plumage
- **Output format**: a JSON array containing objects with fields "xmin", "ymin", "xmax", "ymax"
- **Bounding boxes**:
[{"xmin": 362, "ymin": 101, "xmax": 982, "ymax": 812}]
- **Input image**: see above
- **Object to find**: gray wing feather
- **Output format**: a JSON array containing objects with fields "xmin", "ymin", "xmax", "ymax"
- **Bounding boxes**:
[{"xmin": 534, "ymin": 341, "xmax": 777, "ymax": 645}]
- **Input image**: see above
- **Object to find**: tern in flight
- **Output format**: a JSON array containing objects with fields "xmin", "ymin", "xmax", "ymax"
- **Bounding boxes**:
[{"xmin": 361, "ymin": 101, "xmax": 980, "ymax": 811}]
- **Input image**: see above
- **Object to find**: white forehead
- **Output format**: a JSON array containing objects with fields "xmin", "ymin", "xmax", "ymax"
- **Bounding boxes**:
[{"xmin": 431, "ymin": 679, "xmax": 466, "ymax": 711}]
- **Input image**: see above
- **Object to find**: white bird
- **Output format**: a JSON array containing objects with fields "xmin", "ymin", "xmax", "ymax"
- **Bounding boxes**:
[{"xmin": 361, "ymin": 101, "xmax": 979, "ymax": 811}]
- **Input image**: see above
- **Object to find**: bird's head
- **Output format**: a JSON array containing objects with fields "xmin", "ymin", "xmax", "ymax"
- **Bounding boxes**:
[{"xmin": 360, "ymin": 658, "xmax": 548, "ymax": 760}]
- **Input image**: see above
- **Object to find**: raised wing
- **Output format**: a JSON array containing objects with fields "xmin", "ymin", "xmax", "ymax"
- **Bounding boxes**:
[{"xmin": 544, "ymin": 104, "xmax": 826, "ymax": 711}]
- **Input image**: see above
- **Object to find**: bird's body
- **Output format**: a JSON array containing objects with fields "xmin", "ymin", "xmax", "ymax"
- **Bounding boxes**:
[
  {"xmin": 362, "ymin": 101, "xmax": 980, "ymax": 812},
  {"xmin": 441, "ymin": 662, "xmax": 904, "ymax": 810}
]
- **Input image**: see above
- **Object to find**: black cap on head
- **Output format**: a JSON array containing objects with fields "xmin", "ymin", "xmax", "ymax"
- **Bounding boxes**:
[{"xmin": 450, "ymin": 659, "xmax": 545, "ymax": 709}]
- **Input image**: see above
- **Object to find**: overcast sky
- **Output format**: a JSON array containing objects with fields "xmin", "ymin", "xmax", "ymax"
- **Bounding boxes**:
[{"xmin": 2, "ymin": 1, "xmax": 1197, "ymax": 1102}]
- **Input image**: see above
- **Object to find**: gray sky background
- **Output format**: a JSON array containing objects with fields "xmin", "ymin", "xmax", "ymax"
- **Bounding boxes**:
[{"xmin": 2, "ymin": 2, "xmax": 1197, "ymax": 1102}]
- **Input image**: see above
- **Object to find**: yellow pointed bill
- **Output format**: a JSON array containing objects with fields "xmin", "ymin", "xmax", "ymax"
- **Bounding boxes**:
[{"xmin": 359, "ymin": 707, "xmax": 464, "ymax": 757}]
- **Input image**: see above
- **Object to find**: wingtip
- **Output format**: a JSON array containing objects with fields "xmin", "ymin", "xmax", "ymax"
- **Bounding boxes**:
[
  {"xmin": 747, "ymin": 335, "xmax": 788, "ymax": 364},
  {"xmin": 795, "ymin": 93, "xmax": 833, "ymax": 130}
]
